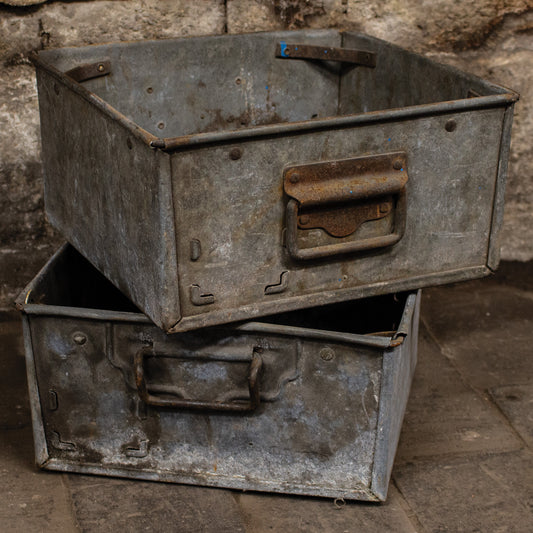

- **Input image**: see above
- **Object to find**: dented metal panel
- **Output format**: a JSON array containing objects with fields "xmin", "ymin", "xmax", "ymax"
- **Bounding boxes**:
[
  {"xmin": 30, "ymin": 30, "xmax": 517, "ymax": 333},
  {"xmin": 18, "ymin": 245, "xmax": 420, "ymax": 501}
]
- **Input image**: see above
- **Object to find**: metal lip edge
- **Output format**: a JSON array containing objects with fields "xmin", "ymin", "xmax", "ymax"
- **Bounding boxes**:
[
  {"xmin": 21, "ymin": 303, "xmax": 151, "ymax": 323},
  {"xmin": 40, "ymin": 459, "xmax": 381, "ymax": 501},
  {"xmin": 236, "ymin": 322, "xmax": 394, "ymax": 349},
  {"xmin": 154, "ymin": 94, "xmax": 518, "ymax": 151},
  {"xmin": 169, "ymin": 265, "xmax": 490, "ymax": 334},
  {"xmin": 31, "ymin": 29, "xmax": 339, "ymax": 59},
  {"xmin": 20, "ymin": 302, "xmax": 393, "ymax": 348},
  {"xmin": 29, "ymin": 50, "xmax": 517, "ymax": 153}
]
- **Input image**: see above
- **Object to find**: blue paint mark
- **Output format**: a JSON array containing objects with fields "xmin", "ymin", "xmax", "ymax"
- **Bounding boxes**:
[
  {"xmin": 265, "ymin": 85, "xmax": 269, "ymax": 90},
  {"xmin": 387, "ymin": 137, "xmax": 391, "ymax": 141},
  {"xmin": 324, "ymin": 50, "xmax": 328, "ymax": 54},
  {"xmin": 350, "ymin": 190, "xmax": 353, "ymax": 194},
  {"xmin": 338, "ymin": 278, "xmax": 342, "ymax": 282},
  {"xmin": 400, "ymin": 168, "xmax": 404, "ymax": 171},
  {"xmin": 280, "ymin": 41, "xmax": 288, "ymax": 57},
  {"xmin": 295, "ymin": 46, "xmax": 298, "ymax": 50}
]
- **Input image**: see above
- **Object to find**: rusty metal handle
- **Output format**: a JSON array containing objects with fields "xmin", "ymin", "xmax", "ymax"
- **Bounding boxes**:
[
  {"xmin": 134, "ymin": 346, "xmax": 263, "ymax": 412},
  {"xmin": 276, "ymin": 42, "xmax": 376, "ymax": 67},
  {"xmin": 285, "ymin": 196, "xmax": 406, "ymax": 260},
  {"xmin": 284, "ymin": 152, "xmax": 408, "ymax": 260}
]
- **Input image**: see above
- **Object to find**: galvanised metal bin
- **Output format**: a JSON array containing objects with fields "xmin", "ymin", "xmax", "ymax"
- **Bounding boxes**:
[
  {"xmin": 31, "ymin": 30, "xmax": 516, "ymax": 332},
  {"xmin": 17, "ymin": 244, "xmax": 420, "ymax": 502}
]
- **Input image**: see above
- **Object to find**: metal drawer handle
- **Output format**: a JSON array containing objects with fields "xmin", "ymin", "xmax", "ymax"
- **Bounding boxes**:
[
  {"xmin": 134, "ymin": 346, "xmax": 263, "ymax": 412},
  {"xmin": 276, "ymin": 42, "xmax": 376, "ymax": 67},
  {"xmin": 284, "ymin": 152, "xmax": 408, "ymax": 260}
]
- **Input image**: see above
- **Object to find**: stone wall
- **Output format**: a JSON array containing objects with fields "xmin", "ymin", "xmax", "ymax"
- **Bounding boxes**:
[{"xmin": 1, "ymin": 0, "xmax": 531, "ymax": 308}]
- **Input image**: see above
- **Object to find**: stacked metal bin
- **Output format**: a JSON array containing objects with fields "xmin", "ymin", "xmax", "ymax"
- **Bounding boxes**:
[{"xmin": 18, "ymin": 30, "xmax": 517, "ymax": 501}]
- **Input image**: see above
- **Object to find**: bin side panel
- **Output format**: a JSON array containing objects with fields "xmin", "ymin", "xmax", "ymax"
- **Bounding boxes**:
[
  {"xmin": 28, "ymin": 314, "xmax": 388, "ymax": 500},
  {"xmin": 37, "ymin": 30, "xmax": 342, "ymax": 139},
  {"xmin": 339, "ymin": 32, "xmax": 507, "ymax": 115},
  {"xmin": 21, "ymin": 315, "xmax": 49, "ymax": 467},
  {"xmin": 487, "ymin": 104, "xmax": 516, "ymax": 270},
  {"xmin": 36, "ymin": 68, "xmax": 180, "ymax": 330},
  {"xmin": 171, "ymin": 106, "xmax": 505, "ymax": 329},
  {"xmin": 370, "ymin": 290, "xmax": 421, "ymax": 500}
]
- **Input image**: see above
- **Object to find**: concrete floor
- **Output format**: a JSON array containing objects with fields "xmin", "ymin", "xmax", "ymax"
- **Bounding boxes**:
[{"xmin": 1, "ymin": 262, "xmax": 532, "ymax": 532}]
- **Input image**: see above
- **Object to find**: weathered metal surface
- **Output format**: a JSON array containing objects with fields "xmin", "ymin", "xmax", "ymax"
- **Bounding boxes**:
[
  {"xmin": 30, "ymin": 30, "xmax": 517, "ymax": 333},
  {"xmin": 18, "ymin": 244, "xmax": 420, "ymax": 502},
  {"xmin": 275, "ymin": 42, "xmax": 377, "ymax": 66}
]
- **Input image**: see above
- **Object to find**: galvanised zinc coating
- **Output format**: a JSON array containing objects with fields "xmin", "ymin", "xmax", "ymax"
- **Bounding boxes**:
[
  {"xmin": 18, "ymin": 244, "xmax": 420, "ymax": 501},
  {"xmin": 31, "ymin": 30, "xmax": 517, "ymax": 332}
]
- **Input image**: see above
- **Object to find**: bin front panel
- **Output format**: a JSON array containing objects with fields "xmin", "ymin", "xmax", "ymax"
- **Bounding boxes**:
[
  {"xmin": 173, "ymin": 107, "xmax": 504, "ymax": 322},
  {"xmin": 20, "ymin": 246, "xmax": 419, "ymax": 501}
]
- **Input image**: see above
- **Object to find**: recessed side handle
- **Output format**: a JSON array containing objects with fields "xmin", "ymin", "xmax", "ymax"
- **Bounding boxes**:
[
  {"xmin": 276, "ymin": 42, "xmax": 376, "ymax": 67},
  {"xmin": 284, "ymin": 152, "xmax": 408, "ymax": 260},
  {"xmin": 134, "ymin": 346, "xmax": 263, "ymax": 412}
]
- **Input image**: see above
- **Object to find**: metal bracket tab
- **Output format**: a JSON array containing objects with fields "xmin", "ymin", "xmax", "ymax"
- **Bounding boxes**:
[
  {"xmin": 276, "ymin": 42, "xmax": 376, "ymax": 67},
  {"xmin": 65, "ymin": 60, "xmax": 111, "ymax": 83}
]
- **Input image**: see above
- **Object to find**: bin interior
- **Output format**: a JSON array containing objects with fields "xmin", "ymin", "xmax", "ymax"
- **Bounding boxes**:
[
  {"xmin": 39, "ymin": 30, "xmax": 505, "ymax": 140},
  {"xmin": 28, "ymin": 246, "xmax": 407, "ymax": 336}
]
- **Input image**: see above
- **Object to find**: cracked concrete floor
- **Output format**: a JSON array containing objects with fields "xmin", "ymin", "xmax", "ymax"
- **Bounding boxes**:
[{"xmin": 1, "ymin": 262, "xmax": 532, "ymax": 532}]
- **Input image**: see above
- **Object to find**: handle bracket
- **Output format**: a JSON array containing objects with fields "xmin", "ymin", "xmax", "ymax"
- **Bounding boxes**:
[
  {"xmin": 276, "ymin": 42, "xmax": 376, "ymax": 67},
  {"xmin": 134, "ymin": 347, "xmax": 263, "ymax": 412}
]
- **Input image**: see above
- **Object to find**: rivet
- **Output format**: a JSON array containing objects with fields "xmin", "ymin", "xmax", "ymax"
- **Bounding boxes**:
[
  {"xmin": 146, "ymin": 87, "xmax": 153, "ymax": 94},
  {"xmin": 97, "ymin": 64, "xmax": 105, "ymax": 72},
  {"xmin": 158, "ymin": 122, "xmax": 165, "ymax": 129},
  {"xmin": 73, "ymin": 332, "xmax": 87, "ymax": 345},
  {"xmin": 290, "ymin": 173, "xmax": 300, "ymax": 184},
  {"xmin": 235, "ymin": 78, "xmax": 242, "ymax": 85},
  {"xmin": 229, "ymin": 147, "xmax": 242, "ymax": 160},
  {"xmin": 299, "ymin": 215, "xmax": 310, "ymax": 225},
  {"xmin": 445, "ymin": 119, "xmax": 457, "ymax": 132},
  {"xmin": 393, "ymin": 160, "xmax": 403, "ymax": 170},
  {"xmin": 320, "ymin": 347, "xmax": 335, "ymax": 361},
  {"xmin": 379, "ymin": 203, "xmax": 389, "ymax": 214}
]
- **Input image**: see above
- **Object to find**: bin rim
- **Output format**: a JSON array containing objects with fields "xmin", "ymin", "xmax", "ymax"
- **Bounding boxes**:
[
  {"xmin": 29, "ymin": 30, "xmax": 519, "ymax": 153},
  {"xmin": 16, "ymin": 243, "xmax": 417, "ymax": 349}
]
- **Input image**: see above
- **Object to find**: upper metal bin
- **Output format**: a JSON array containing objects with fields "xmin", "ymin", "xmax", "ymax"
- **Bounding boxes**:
[{"xmin": 31, "ymin": 30, "xmax": 518, "ymax": 333}]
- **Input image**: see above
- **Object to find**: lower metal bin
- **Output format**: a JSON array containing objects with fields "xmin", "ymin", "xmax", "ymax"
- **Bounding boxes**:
[{"xmin": 17, "ymin": 244, "xmax": 420, "ymax": 502}]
